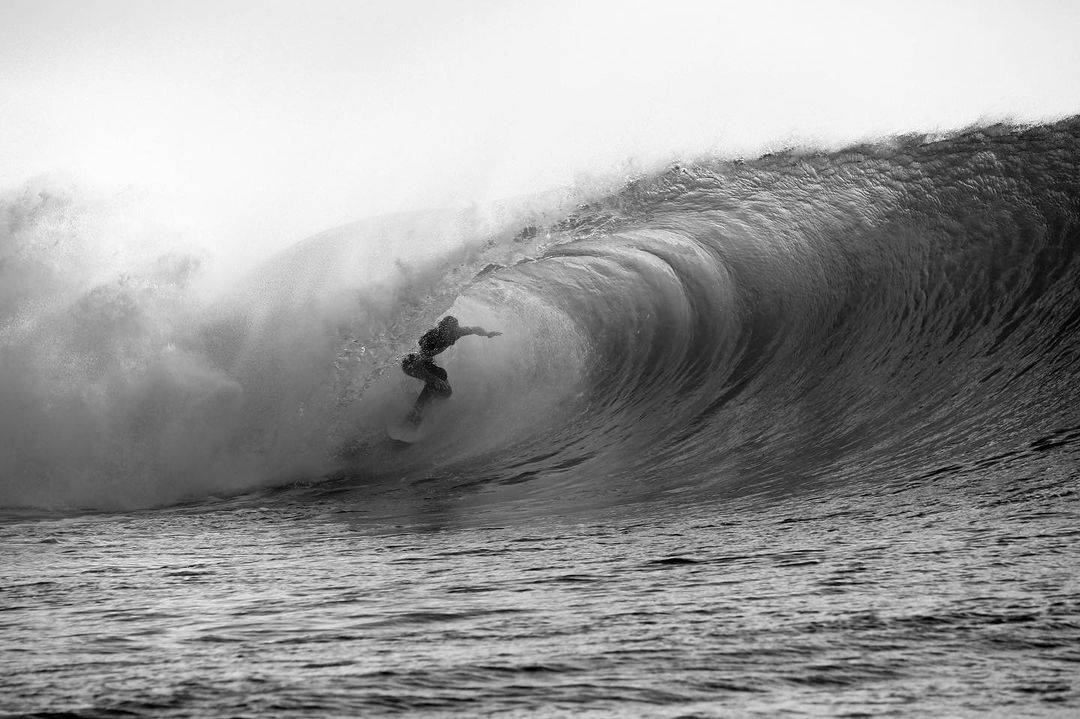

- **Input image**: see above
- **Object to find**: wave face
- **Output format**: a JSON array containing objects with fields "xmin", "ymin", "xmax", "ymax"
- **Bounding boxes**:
[{"xmin": 3, "ymin": 119, "xmax": 1080, "ymax": 511}]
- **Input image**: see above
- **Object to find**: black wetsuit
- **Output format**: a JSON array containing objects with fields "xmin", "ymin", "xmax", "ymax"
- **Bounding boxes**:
[
  {"xmin": 401, "ymin": 323, "xmax": 487, "ymax": 416},
  {"xmin": 401, "ymin": 353, "xmax": 450, "ymax": 410}
]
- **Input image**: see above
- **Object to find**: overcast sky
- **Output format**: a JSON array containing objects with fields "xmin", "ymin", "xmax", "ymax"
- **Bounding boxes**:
[{"xmin": 2, "ymin": 0, "xmax": 1078, "ymax": 260}]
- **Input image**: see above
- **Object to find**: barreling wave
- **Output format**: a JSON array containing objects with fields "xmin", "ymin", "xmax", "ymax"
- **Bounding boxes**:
[{"xmin": 3, "ymin": 118, "xmax": 1079, "ymax": 512}]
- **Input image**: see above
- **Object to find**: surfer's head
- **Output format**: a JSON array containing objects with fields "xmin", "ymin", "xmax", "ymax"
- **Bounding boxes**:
[{"xmin": 439, "ymin": 316, "xmax": 459, "ymax": 331}]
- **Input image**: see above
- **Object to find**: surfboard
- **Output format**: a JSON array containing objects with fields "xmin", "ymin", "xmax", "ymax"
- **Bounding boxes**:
[{"xmin": 387, "ymin": 415, "xmax": 426, "ymax": 443}]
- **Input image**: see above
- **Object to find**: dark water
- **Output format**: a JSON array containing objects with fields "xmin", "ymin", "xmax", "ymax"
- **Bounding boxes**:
[{"xmin": 2, "ymin": 119, "xmax": 1080, "ymax": 716}]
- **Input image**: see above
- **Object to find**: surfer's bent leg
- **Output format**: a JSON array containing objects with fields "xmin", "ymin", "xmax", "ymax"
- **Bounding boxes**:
[
  {"xmin": 402, "ymin": 355, "xmax": 449, "ymax": 390},
  {"xmin": 403, "ymin": 356, "xmax": 452, "ymax": 421},
  {"xmin": 429, "ymin": 364, "xmax": 450, "ymax": 392},
  {"xmin": 401, "ymin": 353, "xmax": 425, "ymax": 380},
  {"xmin": 414, "ymin": 363, "xmax": 451, "ymax": 409}
]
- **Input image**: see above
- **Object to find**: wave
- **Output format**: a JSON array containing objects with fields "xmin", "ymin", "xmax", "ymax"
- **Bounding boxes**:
[{"xmin": 3, "ymin": 118, "xmax": 1079, "ymax": 512}]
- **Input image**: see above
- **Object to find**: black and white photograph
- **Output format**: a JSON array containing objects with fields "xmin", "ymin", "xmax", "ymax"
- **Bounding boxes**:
[{"xmin": 2, "ymin": 1, "xmax": 1079, "ymax": 716}]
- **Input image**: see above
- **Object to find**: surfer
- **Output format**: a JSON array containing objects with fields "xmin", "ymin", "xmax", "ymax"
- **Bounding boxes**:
[{"xmin": 401, "ymin": 316, "xmax": 501, "ymax": 424}]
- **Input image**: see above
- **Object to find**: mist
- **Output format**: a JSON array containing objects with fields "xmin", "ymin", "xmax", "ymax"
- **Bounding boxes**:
[{"xmin": 2, "ymin": 0, "xmax": 1078, "ymax": 270}]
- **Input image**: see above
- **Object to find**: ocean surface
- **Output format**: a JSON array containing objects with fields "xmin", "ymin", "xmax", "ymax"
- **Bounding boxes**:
[{"xmin": 2, "ymin": 119, "xmax": 1080, "ymax": 716}]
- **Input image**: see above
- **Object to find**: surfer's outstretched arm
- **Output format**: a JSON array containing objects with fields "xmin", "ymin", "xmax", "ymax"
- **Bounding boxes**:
[{"xmin": 457, "ymin": 326, "xmax": 502, "ymax": 338}]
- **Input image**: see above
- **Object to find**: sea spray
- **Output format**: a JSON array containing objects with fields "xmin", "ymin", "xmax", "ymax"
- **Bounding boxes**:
[{"xmin": 0, "ymin": 186, "xmax": 586, "ymax": 509}]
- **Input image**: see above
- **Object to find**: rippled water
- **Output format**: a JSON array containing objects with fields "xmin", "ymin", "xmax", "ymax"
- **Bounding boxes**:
[{"xmin": 4, "ymin": 455, "xmax": 1079, "ymax": 717}]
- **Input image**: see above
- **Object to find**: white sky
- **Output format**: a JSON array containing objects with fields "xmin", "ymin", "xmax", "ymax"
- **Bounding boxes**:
[{"xmin": 2, "ymin": 0, "xmax": 1079, "ymax": 261}]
